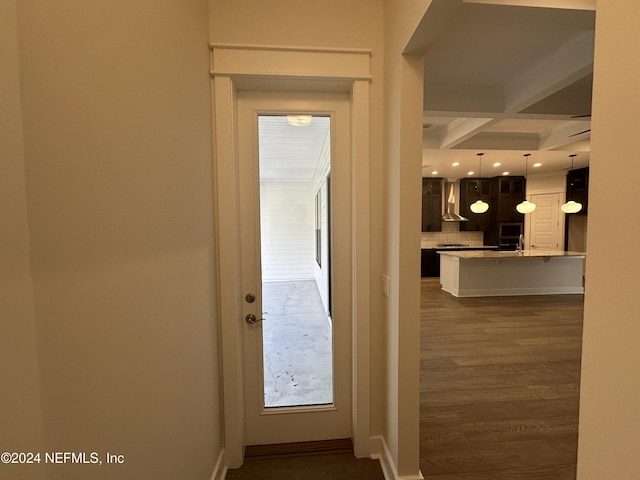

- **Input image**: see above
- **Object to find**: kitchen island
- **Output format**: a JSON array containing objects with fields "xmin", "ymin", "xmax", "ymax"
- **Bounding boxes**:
[{"xmin": 438, "ymin": 249, "xmax": 586, "ymax": 297}]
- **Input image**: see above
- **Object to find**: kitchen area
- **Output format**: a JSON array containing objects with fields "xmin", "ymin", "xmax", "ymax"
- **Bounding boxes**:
[
  {"xmin": 421, "ymin": 169, "xmax": 588, "ymax": 297},
  {"xmin": 415, "ymin": 4, "xmax": 593, "ymax": 478}
]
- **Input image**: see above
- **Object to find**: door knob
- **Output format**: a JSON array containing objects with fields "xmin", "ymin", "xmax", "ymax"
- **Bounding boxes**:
[{"xmin": 245, "ymin": 313, "xmax": 263, "ymax": 324}]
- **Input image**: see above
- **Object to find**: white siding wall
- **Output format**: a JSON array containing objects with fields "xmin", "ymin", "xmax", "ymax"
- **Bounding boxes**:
[
  {"xmin": 314, "ymin": 134, "xmax": 331, "ymax": 314},
  {"xmin": 260, "ymin": 180, "xmax": 316, "ymax": 282}
]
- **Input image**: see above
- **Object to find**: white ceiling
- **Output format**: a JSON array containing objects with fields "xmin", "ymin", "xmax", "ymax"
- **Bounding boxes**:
[
  {"xmin": 411, "ymin": 0, "xmax": 595, "ymax": 179},
  {"xmin": 258, "ymin": 116, "xmax": 330, "ymax": 180}
]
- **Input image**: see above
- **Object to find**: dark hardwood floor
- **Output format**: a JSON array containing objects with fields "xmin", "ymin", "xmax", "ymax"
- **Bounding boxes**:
[
  {"xmin": 224, "ymin": 279, "xmax": 584, "ymax": 479},
  {"xmin": 420, "ymin": 278, "xmax": 584, "ymax": 479},
  {"xmin": 225, "ymin": 450, "xmax": 384, "ymax": 480}
]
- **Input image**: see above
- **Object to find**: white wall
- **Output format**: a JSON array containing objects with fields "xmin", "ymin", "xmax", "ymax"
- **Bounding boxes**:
[
  {"xmin": 15, "ymin": 1, "xmax": 222, "ymax": 479},
  {"xmin": 577, "ymin": 2, "xmax": 640, "ymax": 478},
  {"xmin": 314, "ymin": 138, "xmax": 332, "ymax": 314},
  {"xmin": 526, "ymin": 171, "xmax": 567, "ymax": 195},
  {"xmin": 260, "ymin": 181, "xmax": 316, "ymax": 282},
  {"xmin": 0, "ymin": 2, "xmax": 45, "ymax": 479}
]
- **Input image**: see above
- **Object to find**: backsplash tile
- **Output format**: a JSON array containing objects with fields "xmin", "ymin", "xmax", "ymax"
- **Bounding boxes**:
[{"xmin": 421, "ymin": 222, "xmax": 484, "ymax": 248}]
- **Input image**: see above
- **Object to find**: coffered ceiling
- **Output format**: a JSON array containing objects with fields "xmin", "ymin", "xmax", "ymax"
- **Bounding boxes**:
[{"xmin": 409, "ymin": 0, "xmax": 595, "ymax": 179}]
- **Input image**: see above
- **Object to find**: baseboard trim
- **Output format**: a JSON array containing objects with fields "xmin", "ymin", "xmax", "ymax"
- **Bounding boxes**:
[
  {"xmin": 244, "ymin": 438, "xmax": 353, "ymax": 457},
  {"xmin": 209, "ymin": 448, "xmax": 226, "ymax": 480},
  {"xmin": 370, "ymin": 436, "xmax": 424, "ymax": 480}
]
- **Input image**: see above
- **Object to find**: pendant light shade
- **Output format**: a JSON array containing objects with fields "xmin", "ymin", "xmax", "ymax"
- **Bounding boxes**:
[
  {"xmin": 470, "ymin": 199, "xmax": 490, "ymax": 213},
  {"xmin": 561, "ymin": 154, "xmax": 583, "ymax": 214},
  {"xmin": 516, "ymin": 153, "xmax": 536, "ymax": 214},
  {"xmin": 561, "ymin": 200, "xmax": 583, "ymax": 214},
  {"xmin": 470, "ymin": 153, "xmax": 489, "ymax": 214},
  {"xmin": 516, "ymin": 200, "xmax": 537, "ymax": 214}
]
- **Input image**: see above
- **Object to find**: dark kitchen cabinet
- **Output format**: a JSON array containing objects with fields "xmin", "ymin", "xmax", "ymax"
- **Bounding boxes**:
[
  {"xmin": 494, "ymin": 176, "xmax": 526, "ymax": 222},
  {"xmin": 422, "ymin": 178, "xmax": 443, "ymax": 232},
  {"xmin": 421, "ymin": 249, "xmax": 440, "ymax": 277},
  {"xmin": 459, "ymin": 178, "xmax": 492, "ymax": 231},
  {"xmin": 566, "ymin": 167, "xmax": 589, "ymax": 215},
  {"xmin": 485, "ymin": 176, "xmax": 526, "ymax": 246}
]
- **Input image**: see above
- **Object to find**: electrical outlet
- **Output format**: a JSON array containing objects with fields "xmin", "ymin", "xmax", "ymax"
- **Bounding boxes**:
[{"xmin": 381, "ymin": 274, "xmax": 390, "ymax": 298}]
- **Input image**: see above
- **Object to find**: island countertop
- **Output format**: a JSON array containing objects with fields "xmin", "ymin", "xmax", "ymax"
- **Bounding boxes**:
[{"xmin": 437, "ymin": 249, "xmax": 586, "ymax": 259}]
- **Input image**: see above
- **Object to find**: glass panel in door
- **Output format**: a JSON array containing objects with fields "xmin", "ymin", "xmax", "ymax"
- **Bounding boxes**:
[{"xmin": 257, "ymin": 114, "xmax": 333, "ymax": 408}]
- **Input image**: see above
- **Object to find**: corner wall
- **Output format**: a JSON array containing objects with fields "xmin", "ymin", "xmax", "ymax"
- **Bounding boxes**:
[
  {"xmin": 0, "ymin": 2, "xmax": 45, "ymax": 478},
  {"xmin": 382, "ymin": 0, "xmax": 432, "ymax": 477},
  {"xmin": 15, "ymin": 1, "xmax": 222, "ymax": 478},
  {"xmin": 577, "ymin": 2, "xmax": 640, "ymax": 478}
]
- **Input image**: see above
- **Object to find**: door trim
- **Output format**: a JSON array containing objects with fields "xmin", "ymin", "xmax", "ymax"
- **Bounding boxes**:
[{"xmin": 210, "ymin": 44, "xmax": 372, "ymax": 467}]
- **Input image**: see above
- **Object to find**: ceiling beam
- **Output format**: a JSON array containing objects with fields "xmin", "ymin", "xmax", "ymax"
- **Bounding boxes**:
[
  {"xmin": 461, "ymin": 0, "xmax": 595, "ymax": 11},
  {"xmin": 538, "ymin": 120, "xmax": 591, "ymax": 150},
  {"xmin": 504, "ymin": 31, "xmax": 594, "ymax": 114},
  {"xmin": 440, "ymin": 117, "xmax": 497, "ymax": 149},
  {"xmin": 453, "ymin": 132, "xmax": 541, "ymax": 151}
]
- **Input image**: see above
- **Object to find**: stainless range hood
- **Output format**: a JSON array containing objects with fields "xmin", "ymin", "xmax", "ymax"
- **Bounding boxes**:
[{"xmin": 442, "ymin": 181, "xmax": 469, "ymax": 222}]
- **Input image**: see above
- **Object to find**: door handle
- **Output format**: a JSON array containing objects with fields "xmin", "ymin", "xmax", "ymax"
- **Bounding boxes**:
[{"xmin": 245, "ymin": 313, "xmax": 266, "ymax": 324}]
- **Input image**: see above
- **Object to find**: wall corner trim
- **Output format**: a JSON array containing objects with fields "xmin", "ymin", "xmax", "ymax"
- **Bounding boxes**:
[
  {"xmin": 370, "ymin": 436, "xmax": 425, "ymax": 480},
  {"xmin": 209, "ymin": 447, "xmax": 226, "ymax": 480}
]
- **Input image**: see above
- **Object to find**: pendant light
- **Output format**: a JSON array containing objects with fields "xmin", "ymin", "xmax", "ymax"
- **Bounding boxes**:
[
  {"xmin": 561, "ymin": 154, "xmax": 583, "ymax": 214},
  {"xmin": 470, "ymin": 153, "xmax": 490, "ymax": 213},
  {"xmin": 516, "ymin": 153, "xmax": 536, "ymax": 214}
]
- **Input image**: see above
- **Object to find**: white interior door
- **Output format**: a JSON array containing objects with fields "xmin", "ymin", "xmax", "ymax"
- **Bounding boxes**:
[
  {"xmin": 237, "ymin": 90, "xmax": 352, "ymax": 446},
  {"xmin": 529, "ymin": 193, "xmax": 562, "ymax": 250}
]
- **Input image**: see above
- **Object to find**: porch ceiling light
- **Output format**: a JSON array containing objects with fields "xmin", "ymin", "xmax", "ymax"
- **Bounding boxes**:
[{"xmin": 287, "ymin": 114, "xmax": 312, "ymax": 126}]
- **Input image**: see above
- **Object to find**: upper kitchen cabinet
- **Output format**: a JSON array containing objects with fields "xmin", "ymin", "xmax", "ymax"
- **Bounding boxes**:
[
  {"xmin": 566, "ymin": 167, "xmax": 589, "ymax": 215},
  {"xmin": 422, "ymin": 177, "xmax": 443, "ymax": 232},
  {"xmin": 493, "ymin": 176, "xmax": 526, "ymax": 223},
  {"xmin": 459, "ymin": 178, "xmax": 491, "ymax": 231}
]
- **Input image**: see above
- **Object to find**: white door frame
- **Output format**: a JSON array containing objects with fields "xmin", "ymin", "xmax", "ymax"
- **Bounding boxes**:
[{"xmin": 209, "ymin": 44, "xmax": 372, "ymax": 467}]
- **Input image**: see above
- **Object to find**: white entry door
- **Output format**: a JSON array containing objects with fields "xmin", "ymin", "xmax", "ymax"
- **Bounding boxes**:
[
  {"xmin": 236, "ymin": 90, "xmax": 352, "ymax": 446},
  {"xmin": 529, "ymin": 193, "xmax": 562, "ymax": 250}
]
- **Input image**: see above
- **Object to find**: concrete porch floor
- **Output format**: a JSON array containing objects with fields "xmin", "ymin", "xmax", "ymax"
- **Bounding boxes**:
[{"xmin": 262, "ymin": 280, "xmax": 333, "ymax": 408}]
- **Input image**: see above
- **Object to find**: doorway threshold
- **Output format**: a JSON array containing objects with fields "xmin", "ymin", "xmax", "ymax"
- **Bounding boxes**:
[{"xmin": 245, "ymin": 438, "xmax": 352, "ymax": 457}]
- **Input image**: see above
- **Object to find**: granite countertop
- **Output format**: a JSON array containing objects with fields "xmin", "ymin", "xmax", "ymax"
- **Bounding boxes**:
[
  {"xmin": 437, "ymin": 249, "xmax": 586, "ymax": 258},
  {"xmin": 422, "ymin": 245, "xmax": 499, "ymax": 250}
]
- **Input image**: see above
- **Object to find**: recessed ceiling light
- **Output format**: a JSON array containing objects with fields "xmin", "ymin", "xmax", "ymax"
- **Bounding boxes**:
[
  {"xmin": 431, "ymin": 171, "xmax": 438, "ymax": 175},
  {"xmin": 452, "ymin": 162, "xmax": 460, "ymax": 167},
  {"xmin": 502, "ymin": 171, "xmax": 510, "ymax": 176},
  {"xmin": 467, "ymin": 171, "xmax": 475, "ymax": 176},
  {"xmin": 493, "ymin": 162, "xmax": 501, "ymax": 167},
  {"xmin": 533, "ymin": 163, "xmax": 542, "ymax": 168}
]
